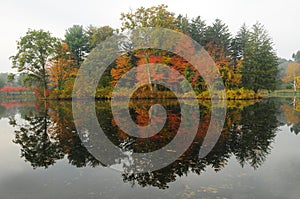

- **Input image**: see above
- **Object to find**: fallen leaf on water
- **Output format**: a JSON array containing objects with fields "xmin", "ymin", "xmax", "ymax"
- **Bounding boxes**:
[{"xmin": 166, "ymin": 149, "xmax": 176, "ymax": 153}]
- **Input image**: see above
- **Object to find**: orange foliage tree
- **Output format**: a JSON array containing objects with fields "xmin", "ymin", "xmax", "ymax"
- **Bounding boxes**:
[
  {"xmin": 47, "ymin": 43, "xmax": 78, "ymax": 97},
  {"xmin": 206, "ymin": 41, "xmax": 241, "ymax": 89},
  {"xmin": 111, "ymin": 53, "xmax": 136, "ymax": 86}
]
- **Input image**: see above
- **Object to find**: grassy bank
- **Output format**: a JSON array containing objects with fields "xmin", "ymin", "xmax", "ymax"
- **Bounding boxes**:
[
  {"xmin": 269, "ymin": 90, "xmax": 300, "ymax": 98},
  {"xmin": 49, "ymin": 88, "xmax": 262, "ymax": 100}
]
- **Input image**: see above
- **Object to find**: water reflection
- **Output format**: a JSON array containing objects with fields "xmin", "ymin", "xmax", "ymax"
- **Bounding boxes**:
[
  {"xmin": 280, "ymin": 98, "xmax": 300, "ymax": 135},
  {"xmin": 9, "ymin": 101, "xmax": 102, "ymax": 169},
  {"xmin": 6, "ymin": 98, "xmax": 296, "ymax": 189}
]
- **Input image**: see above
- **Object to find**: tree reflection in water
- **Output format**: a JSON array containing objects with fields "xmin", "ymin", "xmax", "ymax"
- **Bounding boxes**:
[
  {"xmin": 280, "ymin": 98, "xmax": 300, "ymax": 135},
  {"xmin": 9, "ymin": 101, "xmax": 102, "ymax": 168},
  {"xmin": 8, "ymin": 99, "xmax": 282, "ymax": 189}
]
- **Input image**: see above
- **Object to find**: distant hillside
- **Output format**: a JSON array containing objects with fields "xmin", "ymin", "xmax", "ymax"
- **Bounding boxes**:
[{"xmin": 277, "ymin": 58, "xmax": 290, "ymax": 80}]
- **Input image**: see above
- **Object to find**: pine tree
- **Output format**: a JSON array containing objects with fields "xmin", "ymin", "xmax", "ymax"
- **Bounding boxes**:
[
  {"xmin": 241, "ymin": 22, "xmax": 279, "ymax": 93},
  {"xmin": 204, "ymin": 19, "xmax": 232, "ymax": 61},
  {"xmin": 231, "ymin": 24, "xmax": 250, "ymax": 68}
]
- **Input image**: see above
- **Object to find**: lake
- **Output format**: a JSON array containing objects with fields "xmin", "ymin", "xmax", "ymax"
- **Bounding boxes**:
[{"xmin": 0, "ymin": 98, "xmax": 300, "ymax": 199}]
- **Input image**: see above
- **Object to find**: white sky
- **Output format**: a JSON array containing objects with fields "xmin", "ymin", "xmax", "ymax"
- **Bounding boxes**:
[{"xmin": 1, "ymin": 0, "xmax": 300, "ymax": 72}]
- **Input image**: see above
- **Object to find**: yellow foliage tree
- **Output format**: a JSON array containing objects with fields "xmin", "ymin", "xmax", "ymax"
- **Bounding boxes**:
[{"xmin": 282, "ymin": 62, "xmax": 300, "ymax": 83}]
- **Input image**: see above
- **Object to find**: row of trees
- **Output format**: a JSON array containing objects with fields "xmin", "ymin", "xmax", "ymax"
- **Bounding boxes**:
[
  {"xmin": 10, "ymin": 4, "xmax": 279, "ymax": 99},
  {"xmin": 10, "ymin": 24, "xmax": 114, "ymax": 98}
]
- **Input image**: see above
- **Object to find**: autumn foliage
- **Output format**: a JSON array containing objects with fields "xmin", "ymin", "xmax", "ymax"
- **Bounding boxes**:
[
  {"xmin": 10, "ymin": 5, "xmax": 279, "ymax": 99},
  {"xmin": 0, "ymin": 86, "xmax": 29, "ymax": 93},
  {"xmin": 47, "ymin": 43, "xmax": 78, "ymax": 98}
]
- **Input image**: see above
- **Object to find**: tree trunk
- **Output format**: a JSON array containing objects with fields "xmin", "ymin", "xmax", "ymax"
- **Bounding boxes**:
[
  {"xmin": 294, "ymin": 74, "xmax": 297, "ymax": 93},
  {"xmin": 42, "ymin": 65, "xmax": 48, "ymax": 100},
  {"xmin": 145, "ymin": 50, "xmax": 153, "ymax": 91},
  {"xmin": 44, "ymin": 80, "xmax": 48, "ymax": 99}
]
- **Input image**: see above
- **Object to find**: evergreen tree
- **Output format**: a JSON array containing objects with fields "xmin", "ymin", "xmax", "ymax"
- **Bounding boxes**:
[
  {"xmin": 64, "ymin": 25, "xmax": 89, "ymax": 67},
  {"xmin": 231, "ymin": 24, "xmax": 250, "ymax": 68},
  {"xmin": 204, "ymin": 19, "xmax": 232, "ymax": 60},
  {"xmin": 188, "ymin": 16, "xmax": 207, "ymax": 47},
  {"xmin": 292, "ymin": 51, "xmax": 300, "ymax": 63},
  {"xmin": 241, "ymin": 22, "xmax": 279, "ymax": 93},
  {"xmin": 175, "ymin": 14, "xmax": 190, "ymax": 34}
]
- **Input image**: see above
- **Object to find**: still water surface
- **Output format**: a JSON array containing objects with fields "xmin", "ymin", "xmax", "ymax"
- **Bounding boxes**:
[{"xmin": 0, "ymin": 98, "xmax": 300, "ymax": 199}]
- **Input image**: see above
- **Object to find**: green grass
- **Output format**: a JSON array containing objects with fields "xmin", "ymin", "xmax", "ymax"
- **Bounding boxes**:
[{"xmin": 270, "ymin": 90, "xmax": 300, "ymax": 97}]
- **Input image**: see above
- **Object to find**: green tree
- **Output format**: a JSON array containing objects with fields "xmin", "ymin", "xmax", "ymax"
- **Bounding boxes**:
[
  {"xmin": 204, "ymin": 19, "xmax": 232, "ymax": 61},
  {"xmin": 64, "ymin": 25, "xmax": 89, "ymax": 66},
  {"xmin": 175, "ymin": 14, "xmax": 190, "ymax": 34},
  {"xmin": 188, "ymin": 16, "xmax": 207, "ymax": 46},
  {"xmin": 292, "ymin": 50, "xmax": 300, "ymax": 63},
  {"xmin": 86, "ymin": 25, "xmax": 114, "ymax": 50},
  {"xmin": 235, "ymin": 24, "xmax": 250, "ymax": 59},
  {"xmin": 7, "ymin": 73, "xmax": 15, "ymax": 85},
  {"xmin": 231, "ymin": 24, "xmax": 250, "ymax": 68},
  {"xmin": 16, "ymin": 73, "xmax": 28, "ymax": 86},
  {"xmin": 120, "ymin": 4, "xmax": 178, "ymax": 31},
  {"xmin": 10, "ymin": 29, "xmax": 59, "ymax": 98},
  {"xmin": 241, "ymin": 22, "xmax": 279, "ymax": 93},
  {"xmin": 0, "ymin": 77, "xmax": 5, "ymax": 88}
]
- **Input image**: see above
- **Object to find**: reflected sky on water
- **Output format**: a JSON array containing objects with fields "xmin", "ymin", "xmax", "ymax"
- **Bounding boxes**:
[{"xmin": 0, "ymin": 98, "xmax": 300, "ymax": 198}]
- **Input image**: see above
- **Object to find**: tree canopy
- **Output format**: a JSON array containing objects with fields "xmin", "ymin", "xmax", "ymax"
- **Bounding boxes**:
[
  {"xmin": 10, "ymin": 29, "xmax": 60, "ymax": 98},
  {"xmin": 241, "ymin": 23, "xmax": 279, "ymax": 93},
  {"xmin": 9, "ymin": 5, "xmax": 283, "ymax": 99},
  {"xmin": 64, "ymin": 25, "xmax": 89, "ymax": 66}
]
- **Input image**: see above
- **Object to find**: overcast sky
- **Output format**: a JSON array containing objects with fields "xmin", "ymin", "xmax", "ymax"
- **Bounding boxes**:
[{"xmin": 1, "ymin": 0, "xmax": 300, "ymax": 73}]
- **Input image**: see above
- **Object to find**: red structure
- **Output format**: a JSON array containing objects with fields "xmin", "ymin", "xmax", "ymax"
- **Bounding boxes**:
[{"xmin": 0, "ymin": 86, "xmax": 29, "ymax": 93}]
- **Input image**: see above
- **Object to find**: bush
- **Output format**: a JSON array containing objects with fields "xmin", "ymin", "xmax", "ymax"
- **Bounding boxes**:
[
  {"xmin": 226, "ymin": 88, "xmax": 261, "ymax": 100},
  {"xmin": 197, "ymin": 88, "xmax": 262, "ymax": 100}
]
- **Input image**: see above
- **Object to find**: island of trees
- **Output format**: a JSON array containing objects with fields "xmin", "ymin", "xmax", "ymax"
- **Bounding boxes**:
[{"xmin": 8, "ymin": 4, "xmax": 283, "ymax": 100}]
